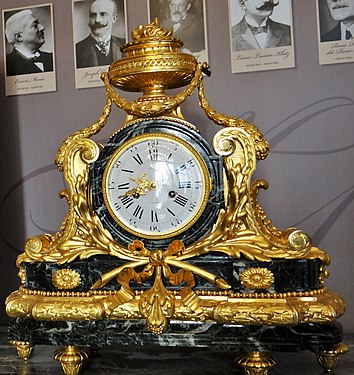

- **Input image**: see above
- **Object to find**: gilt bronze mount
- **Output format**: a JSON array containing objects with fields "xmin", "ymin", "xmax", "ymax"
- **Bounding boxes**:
[{"xmin": 6, "ymin": 19, "xmax": 347, "ymax": 375}]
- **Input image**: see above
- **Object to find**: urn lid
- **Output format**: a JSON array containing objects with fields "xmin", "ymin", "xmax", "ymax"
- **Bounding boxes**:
[{"xmin": 108, "ymin": 18, "xmax": 197, "ymax": 93}]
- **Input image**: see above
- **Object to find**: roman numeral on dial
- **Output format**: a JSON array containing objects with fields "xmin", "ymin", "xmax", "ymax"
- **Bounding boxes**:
[
  {"xmin": 179, "ymin": 181, "xmax": 191, "ymax": 188},
  {"xmin": 132, "ymin": 205, "xmax": 144, "ymax": 219},
  {"xmin": 167, "ymin": 207, "xmax": 176, "ymax": 216},
  {"xmin": 133, "ymin": 154, "xmax": 143, "ymax": 165},
  {"xmin": 175, "ymin": 164, "xmax": 187, "ymax": 174},
  {"xmin": 149, "ymin": 147, "xmax": 158, "ymax": 161},
  {"xmin": 174, "ymin": 195, "xmax": 188, "ymax": 207},
  {"xmin": 117, "ymin": 182, "xmax": 130, "ymax": 190},
  {"xmin": 121, "ymin": 196, "xmax": 134, "ymax": 209},
  {"xmin": 175, "ymin": 159, "xmax": 195, "ymax": 174},
  {"xmin": 151, "ymin": 210, "xmax": 159, "ymax": 222}
]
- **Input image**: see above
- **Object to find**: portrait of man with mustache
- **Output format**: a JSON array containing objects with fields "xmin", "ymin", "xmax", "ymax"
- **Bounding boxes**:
[
  {"xmin": 75, "ymin": 0, "xmax": 125, "ymax": 69},
  {"xmin": 231, "ymin": 0, "xmax": 292, "ymax": 51},
  {"xmin": 149, "ymin": 0, "xmax": 206, "ymax": 54},
  {"xmin": 320, "ymin": 0, "xmax": 354, "ymax": 42},
  {"xmin": 4, "ymin": 7, "xmax": 54, "ymax": 76}
]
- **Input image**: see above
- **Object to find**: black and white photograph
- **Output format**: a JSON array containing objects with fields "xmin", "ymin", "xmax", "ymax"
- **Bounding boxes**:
[
  {"xmin": 317, "ymin": 0, "xmax": 354, "ymax": 65},
  {"xmin": 2, "ymin": 4, "xmax": 56, "ymax": 96},
  {"xmin": 148, "ymin": 0, "xmax": 208, "ymax": 62},
  {"xmin": 72, "ymin": 0, "xmax": 127, "ymax": 89},
  {"xmin": 228, "ymin": 0, "xmax": 295, "ymax": 73}
]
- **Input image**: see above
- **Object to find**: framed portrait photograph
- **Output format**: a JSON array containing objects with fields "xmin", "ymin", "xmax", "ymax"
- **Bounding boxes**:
[
  {"xmin": 72, "ymin": 0, "xmax": 127, "ymax": 89},
  {"xmin": 316, "ymin": 0, "xmax": 354, "ymax": 65},
  {"xmin": 2, "ymin": 3, "xmax": 56, "ymax": 96},
  {"xmin": 228, "ymin": 0, "xmax": 295, "ymax": 73},
  {"xmin": 147, "ymin": 0, "xmax": 208, "ymax": 62}
]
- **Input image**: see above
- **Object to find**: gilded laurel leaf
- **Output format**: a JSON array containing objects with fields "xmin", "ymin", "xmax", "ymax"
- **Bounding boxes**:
[
  {"xmin": 211, "ymin": 244, "xmax": 272, "ymax": 262},
  {"xmin": 306, "ymin": 247, "xmax": 331, "ymax": 265}
]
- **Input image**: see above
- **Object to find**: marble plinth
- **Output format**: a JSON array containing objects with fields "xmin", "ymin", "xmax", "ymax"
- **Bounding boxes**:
[
  {"xmin": 8, "ymin": 318, "xmax": 343, "ymax": 353},
  {"xmin": 1, "ymin": 326, "xmax": 353, "ymax": 375}
]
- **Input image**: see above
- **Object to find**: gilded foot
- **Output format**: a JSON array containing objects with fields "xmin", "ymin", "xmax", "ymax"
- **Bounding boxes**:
[
  {"xmin": 10, "ymin": 340, "xmax": 35, "ymax": 361},
  {"xmin": 53, "ymin": 346, "xmax": 89, "ymax": 375},
  {"xmin": 316, "ymin": 342, "xmax": 349, "ymax": 372},
  {"xmin": 235, "ymin": 351, "xmax": 276, "ymax": 375}
]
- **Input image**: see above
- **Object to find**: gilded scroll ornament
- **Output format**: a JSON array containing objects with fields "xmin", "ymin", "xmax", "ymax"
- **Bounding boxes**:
[
  {"xmin": 17, "ymin": 112, "xmax": 329, "ymax": 286},
  {"xmin": 55, "ymin": 97, "xmax": 112, "ymax": 172},
  {"xmin": 197, "ymin": 78, "xmax": 270, "ymax": 161}
]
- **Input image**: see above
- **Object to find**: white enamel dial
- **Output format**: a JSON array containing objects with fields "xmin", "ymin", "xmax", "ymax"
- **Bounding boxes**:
[{"xmin": 103, "ymin": 132, "xmax": 211, "ymax": 239}]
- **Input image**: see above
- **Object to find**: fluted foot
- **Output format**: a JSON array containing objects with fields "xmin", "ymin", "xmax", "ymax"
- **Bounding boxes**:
[
  {"xmin": 236, "ymin": 351, "xmax": 276, "ymax": 375},
  {"xmin": 53, "ymin": 346, "xmax": 89, "ymax": 375},
  {"xmin": 10, "ymin": 340, "xmax": 35, "ymax": 361},
  {"xmin": 316, "ymin": 342, "xmax": 349, "ymax": 372}
]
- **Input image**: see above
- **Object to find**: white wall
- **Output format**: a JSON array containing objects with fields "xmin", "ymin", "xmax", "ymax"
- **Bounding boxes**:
[{"xmin": 1, "ymin": 0, "xmax": 353, "ymax": 335}]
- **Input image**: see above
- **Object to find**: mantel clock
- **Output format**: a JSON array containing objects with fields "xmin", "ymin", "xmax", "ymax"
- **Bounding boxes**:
[{"xmin": 6, "ymin": 19, "xmax": 347, "ymax": 375}]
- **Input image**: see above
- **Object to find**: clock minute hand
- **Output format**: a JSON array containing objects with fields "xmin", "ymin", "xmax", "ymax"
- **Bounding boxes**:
[{"xmin": 119, "ymin": 173, "xmax": 157, "ymax": 198}]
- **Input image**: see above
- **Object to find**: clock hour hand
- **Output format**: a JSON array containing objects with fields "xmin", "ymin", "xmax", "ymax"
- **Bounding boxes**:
[{"xmin": 119, "ymin": 173, "xmax": 157, "ymax": 198}]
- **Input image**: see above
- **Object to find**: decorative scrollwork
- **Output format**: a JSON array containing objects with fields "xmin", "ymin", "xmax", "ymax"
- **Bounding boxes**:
[
  {"xmin": 179, "ymin": 126, "xmax": 328, "ymax": 262},
  {"xmin": 250, "ymin": 179, "xmax": 330, "ymax": 263},
  {"xmin": 19, "ymin": 111, "xmax": 329, "ymax": 274},
  {"xmin": 54, "ymin": 97, "xmax": 112, "ymax": 172},
  {"xmin": 20, "ymin": 138, "xmax": 143, "ymax": 266},
  {"xmin": 198, "ymin": 77, "xmax": 270, "ymax": 160},
  {"xmin": 181, "ymin": 127, "xmax": 273, "ymax": 261}
]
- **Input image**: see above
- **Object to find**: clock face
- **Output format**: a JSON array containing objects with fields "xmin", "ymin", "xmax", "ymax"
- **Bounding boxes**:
[
  {"xmin": 91, "ymin": 117, "xmax": 224, "ymax": 250},
  {"xmin": 103, "ymin": 133, "xmax": 211, "ymax": 239}
]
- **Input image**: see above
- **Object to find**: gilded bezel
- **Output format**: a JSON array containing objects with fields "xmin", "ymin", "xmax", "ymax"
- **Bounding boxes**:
[
  {"xmin": 102, "ymin": 132, "xmax": 212, "ymax": 239},
  {"xmin": 91, "ymin": 117, "xmax": 224, "ymax": 250}
]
